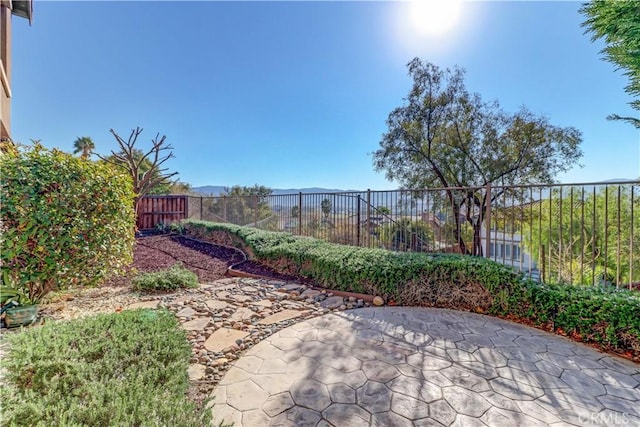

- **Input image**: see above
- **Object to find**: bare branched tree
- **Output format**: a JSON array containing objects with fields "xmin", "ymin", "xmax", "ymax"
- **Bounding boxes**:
[{"xmin": 98, "ymin": 127, "xmax": 178, "ymax": 210}]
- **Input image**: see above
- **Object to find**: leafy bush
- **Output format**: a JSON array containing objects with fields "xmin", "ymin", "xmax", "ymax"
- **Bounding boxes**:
[
  {"xmin": 0, "ymin": 309, "xmax": 212, "ymax": 426},
  {"xmin": 0, "ymin": 143, "xmax": 135, "ymax": 302},
  {"xmin": 183, "ymin": 220, "xmax": 522, "ymax": 310},
  {"xmin": 132, "ymin": 263, "xmax": 199, "ymax": 292},
  {"xmin": 521, "ymin": 281, "xmax": 640, "ymax": 355},
  {"xmin": 183, "ymin": 220, "xmax": 640, "ymax": 359},
  {"xmin": 379, "ymin": 218, "xmax": 435, "ymax": 251}
]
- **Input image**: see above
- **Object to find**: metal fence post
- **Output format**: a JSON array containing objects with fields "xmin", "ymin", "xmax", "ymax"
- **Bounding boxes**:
[
  {"xmin": 223, "ymin": 196, "xmax": 227, "ymax": 222},
  {"xmin": 200, "ymin": 196, "xmax": 203, "ymax": 220},
  {"xmin": 298, "ymin": 192, "xmax": 303, "ymax": 236},
  {"xmin": 484, "ymin": 183, "xmax": 492, "ymax": 258},
  {"xmin": 366, "ymin": 189, "xmax": 371, "ymax": 247},
  {"xmin": 356, "ymin": 196, "xmax": 361, "ymax": 246}
]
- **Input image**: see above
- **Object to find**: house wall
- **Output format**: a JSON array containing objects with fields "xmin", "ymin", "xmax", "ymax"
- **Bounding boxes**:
[
  {"xmin": 480, "ymin": 227, "xmax": 540, "ymax": 279},
  {"xmin": 0, "ymin": 1, "xmax": 11, "ymax": 139}
]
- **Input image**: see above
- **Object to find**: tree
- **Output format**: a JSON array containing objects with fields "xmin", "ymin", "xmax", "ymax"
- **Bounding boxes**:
[
  {"xmin": 522, "ymin": 186, "xmax": 640, "ymax": 288},
  {"xmin": 380, "ymin": 218, "xmax": 434, "ymax": 252},
  {"xmin": 72, "ymin": 136, "xmax": 95, "ymax": 159},
  {"xmin": 321, "ymin": 198, "xmax": 332, "ymax": 218},
  {"xmin": 581, "ymin": 0, "xmax": 640, "ymax": 128},
  {"xmin": 163, "ymin": 181, "xmax": 192, "ymax": 195},
  {"xmin": 291, "ymin": 205, "xmax": 300, "ymax": 218},
  {"xmin": 103, "ymin": 148, "xmax": 187, "ymax": 195},
  {"xmin": 98, "ymin": 127, "xmax": 178, "ymax": 211},
  {"xmin": 208, "ymin": 185, "xmax": 275, "ymax": 227},
  {"xmin": 373, "ymin": 58, "xmax": 583, "ymax": 255}
]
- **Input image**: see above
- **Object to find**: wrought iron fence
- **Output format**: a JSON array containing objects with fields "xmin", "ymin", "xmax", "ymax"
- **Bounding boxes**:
[{"xmin": 184, "ymin": 180, "xmax": 639, "ymax": 289}]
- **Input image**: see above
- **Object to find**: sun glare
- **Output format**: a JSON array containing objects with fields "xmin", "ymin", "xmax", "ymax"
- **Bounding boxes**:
[{"xmin": 409, "ymin": 0, "xmax": 462, "ymax": 36}]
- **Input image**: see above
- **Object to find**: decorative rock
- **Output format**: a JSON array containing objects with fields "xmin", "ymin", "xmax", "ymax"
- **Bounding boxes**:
[
  {"xmin": 188, "ymin": 364, "xmax": 206, "ymax": 381},
  {"xmin": 319, "ymin": 296, "xmax": 344, "ymax": 310},
  {"xmin": 259, "ymin": 309, "xmax": 311, "ymax": 325},
  {"xmin": 176, "ymin": 307, "xmax": 196, "ymax": 317},
  {"xmin": 373, "ymin": 296, "xmax": 384, "ymax": 306},
  {"xmin": 230, "ymin": 307, "xmax": 259, "ymax": 322},
  {"xmin": 126, "ymin": 300, "xmax": 159, "ymax": 309},
  {"xmin": 251, "ymin": 299, "xmax": 273, "ymax": 308},
  {"xmin": 205, "ymin": 300, "xmax": 232, "ymax": 310},
  {"xmin": 214, "ymin": 357, "xmax": 229, "ymax": 366},
  {"xmin": 182, "ymin": 317, "xmax": 211, "ymax": 331},
  {"xmin": 204, "ymin": 328, "xmax": 249, "ymax": 352},
  {"xmin": 229, "ymin": 295, "xmax": 253, "ymax": 303}
]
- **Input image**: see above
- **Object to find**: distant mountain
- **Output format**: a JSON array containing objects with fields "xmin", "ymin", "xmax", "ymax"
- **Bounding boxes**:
[
  {"xmin": 191, "ymin": 180, "xmax": 638, "ymax": 198},
  {"xmin": 600, "ymin": 178, "xmax": 637, "ymax": 183},
  {"xmin": 191, "ymin": 186, "xmax": 227, "ymax": 196},
  {"xmin": 192, "ymin": 185, "xmax": 361, "ymax": 196}
]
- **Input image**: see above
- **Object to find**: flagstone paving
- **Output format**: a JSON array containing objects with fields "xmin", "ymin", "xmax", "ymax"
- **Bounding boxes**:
[
  {"xmin": 122, "ymin": 277, "xmax": 366, "ymax": 402},
  {"xmin": 210, "ymin": 307, "xmax": 640, "ymax": 427}
]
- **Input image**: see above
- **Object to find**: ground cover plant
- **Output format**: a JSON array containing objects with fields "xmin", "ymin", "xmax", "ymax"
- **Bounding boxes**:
[
  {"xmin": 183, "ymin": 219, "xmax": 640, "ymax": 360},
  {"xmin": 131, "ymin": 262, "xmax": 199, "ymax": 292},
  {"xmin": 0, "ymin": 309, "xmax": 213, "ymax": 427}
]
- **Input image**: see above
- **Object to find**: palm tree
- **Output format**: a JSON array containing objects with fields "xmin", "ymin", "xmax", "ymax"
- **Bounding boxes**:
[{"xmin": 72, "ymin": 136, "xmax": 95, "ymax": 159}]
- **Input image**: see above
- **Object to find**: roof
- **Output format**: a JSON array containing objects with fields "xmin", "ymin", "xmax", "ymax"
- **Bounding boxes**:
[{"xmin": 11, "ymin": 0, "xmax": 33, "ymax": 24}]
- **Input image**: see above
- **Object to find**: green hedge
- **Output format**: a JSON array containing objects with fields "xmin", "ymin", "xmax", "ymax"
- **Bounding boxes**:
[
  {"xmin": 522, "ymin": 281, "xmax": 640, "ymax": 355},
  {"xmin": 0, "ymin": 144, "xmax": 136, "ymax": 302},
  {"xmin": 184, "ymin": 220, "xmax": 525, "ymax": 310},
  {"xmin": 183, "ymin": 220, "xmax": 640, "ymax": 359}
]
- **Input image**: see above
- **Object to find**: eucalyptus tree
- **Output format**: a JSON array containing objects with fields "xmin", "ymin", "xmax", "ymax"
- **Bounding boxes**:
[{"xmin": 373, "ymin": 58, "xmax": 583, "ymax": 255}]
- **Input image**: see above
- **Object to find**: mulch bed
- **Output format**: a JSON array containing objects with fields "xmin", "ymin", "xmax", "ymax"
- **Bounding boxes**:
[{"xmin": 124, "ymin": 235, "xmax": 304, "ymax": 284}]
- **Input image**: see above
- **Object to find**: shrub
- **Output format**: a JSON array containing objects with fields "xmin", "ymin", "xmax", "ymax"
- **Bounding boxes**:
[
  {"xmin": 182, "ymin": 220, "xmax": 640, "ymax": 359},
  {"xmin": 132, "ymin": 263, "xmax": 199, "ymax": 292},
  {"xmin": 182, "ymin": 220, "xmax": 522, "ymax": 310},
  {"xmin": 0, "ymin": 143, "xmax": 136, "ymax": 302},
  {"xmin": 522, "ymin": 281, "xmax": 640, "ymax": 355},
  {"xmin": 0, "ymin": 309, "xmax": 212, "ymax": 426}
]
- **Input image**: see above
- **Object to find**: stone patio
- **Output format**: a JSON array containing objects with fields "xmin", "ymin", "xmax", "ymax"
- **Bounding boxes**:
[{"xmin": 210, "ymin": 307, "xmax": 640, "ymax": 427}]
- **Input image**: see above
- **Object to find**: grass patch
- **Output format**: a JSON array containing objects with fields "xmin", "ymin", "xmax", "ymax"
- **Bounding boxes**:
[
  {"xmin": 131, "ymin": 262, "xmax": 199, "ymax": 292},
  {"xmin": 0, "ymin": 309, "xmax": 212, "ymax": 426}
]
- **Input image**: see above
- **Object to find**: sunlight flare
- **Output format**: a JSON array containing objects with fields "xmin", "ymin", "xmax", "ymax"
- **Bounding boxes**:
[{"xmin": 409, "ymin": 0, "xmax": 462, "ymax": 36}]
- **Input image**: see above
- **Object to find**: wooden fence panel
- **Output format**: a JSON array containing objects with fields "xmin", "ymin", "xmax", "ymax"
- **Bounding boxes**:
[{"xmin": 136, "ymin": 196, "xmax": 188, "ymax": 230}]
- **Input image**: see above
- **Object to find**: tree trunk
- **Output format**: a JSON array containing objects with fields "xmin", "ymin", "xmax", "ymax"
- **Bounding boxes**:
[
  {"xmin": 472, "ymin": 221, "xmax": 483, "ymax": 256},
  {"xmin": 448, "ymin": 192, "xmax": 469, "ymax": 254}
]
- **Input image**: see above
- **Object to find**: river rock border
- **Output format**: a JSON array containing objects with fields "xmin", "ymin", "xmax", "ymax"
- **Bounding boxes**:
[{"xmin": 126, "ymin": 277, "xmax": 372, "ymax": 403}]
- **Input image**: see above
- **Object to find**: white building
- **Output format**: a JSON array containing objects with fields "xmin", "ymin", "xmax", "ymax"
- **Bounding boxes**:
[{"xmin": 480, "ymin": 226, "xmax": 540, "ymax": 280}]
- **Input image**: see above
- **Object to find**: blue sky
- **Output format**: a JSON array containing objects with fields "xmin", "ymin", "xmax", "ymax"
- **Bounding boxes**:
[{"xmin": 11, "ymin": 1, "xmax": 639, "ymax": 190}]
